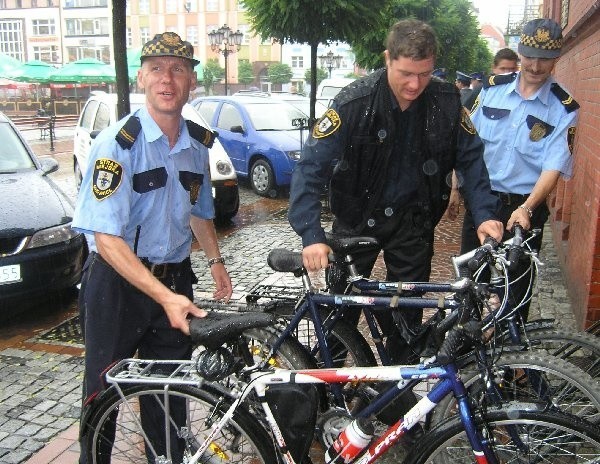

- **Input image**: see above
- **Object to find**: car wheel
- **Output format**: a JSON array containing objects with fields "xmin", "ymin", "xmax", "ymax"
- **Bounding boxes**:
[
  {"xmin": 74, "ymin": 158, "xmax": 83, "ymax": 191},
  {"xmin": 250, "ymin": 159, "xmax": 277, "ymax": 198}
]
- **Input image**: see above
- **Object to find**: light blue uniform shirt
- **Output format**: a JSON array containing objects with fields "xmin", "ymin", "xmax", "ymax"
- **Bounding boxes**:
[
  {"xmin": 470, "ymin": 73, "xmax": 577, "ymax": 194},
  {"xmin": 72, "ymin": 106, "xmax": 214, "ymax": 263}
]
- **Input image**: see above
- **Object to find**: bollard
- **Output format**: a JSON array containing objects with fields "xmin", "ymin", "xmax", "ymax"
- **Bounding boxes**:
[{"xmin": 49, "ymin": 116, "xmax": 55, "ymax": 152}]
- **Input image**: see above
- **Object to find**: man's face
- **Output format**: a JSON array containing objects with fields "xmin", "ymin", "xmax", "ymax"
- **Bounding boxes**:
[
  {"xmin": 519, "ymin": 55, "xmax": 556, "ymax": 87},
  {"xmin": 138, "ymin": 56, "xmax": 196, "ymax": 118},
  {"xmin": 385, "ymin": 51, "xmax": 435, "ymax": 110},
  {"xmin": 493, "ymin": 59, "xmax": 519, "ymax": 75}
]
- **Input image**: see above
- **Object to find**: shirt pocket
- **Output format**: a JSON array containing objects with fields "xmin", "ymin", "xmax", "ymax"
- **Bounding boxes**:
[
  {"xmin": 514, "ymin": 115, "xmax": 555, "ymax": 161},
  {"xmin": 132, "ymin": 167, "xmax": 168, "ymax": 194},
  {"xmin": 477, "ymin": 106, "xmax": 511, "ymax": 142}
]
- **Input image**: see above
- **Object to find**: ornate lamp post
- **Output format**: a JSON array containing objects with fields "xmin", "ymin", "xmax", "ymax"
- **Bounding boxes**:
[
  {"xmin": 318, "ymin": 50, "xmax": 343, "ymax": 78},
  {"xmin": 208, "ymin": 24, "xmax": 243, "ymax": 95}
]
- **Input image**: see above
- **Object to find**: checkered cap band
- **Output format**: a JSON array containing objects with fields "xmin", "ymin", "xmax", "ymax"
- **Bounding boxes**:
[
  {"xmin": 141, "ymin": 32, "xmax": 198, "ymax": 64},
  {"xmin": 519, "ymin": 30, "xmax": 562, "ymax": 51}
]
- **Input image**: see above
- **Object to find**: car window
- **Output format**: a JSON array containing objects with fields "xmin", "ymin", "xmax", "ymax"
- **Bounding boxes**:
[
  {"xmin": 195, "ymin": 101, "xmax": 219, "ymax": 125},
  {"xmin": 79, "ymin": 100, "xmax": 99, "ymax": 132},
  {"xmin": 245, "ymin": 102, "xmax": 306, "ymax": 130},
  {"xmin": 217, "ymin": 103, "xmax": 243, "ymax": 131},
  {"xmin": 93, "ymin": 102, "xmax": 111, "ymax": 132},
  {"xmin": 0, "ymin": 123, "xmax": 35, "ymax": 172}
]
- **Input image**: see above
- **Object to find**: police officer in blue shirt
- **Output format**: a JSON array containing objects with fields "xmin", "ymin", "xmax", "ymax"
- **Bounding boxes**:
[
  {"xmin": 461, "ymin": 18, "xmax": 579, "ymax": 319},
  {"xmin": 73, "ymin": 32, "xmax": 232, "ymax": 462}
]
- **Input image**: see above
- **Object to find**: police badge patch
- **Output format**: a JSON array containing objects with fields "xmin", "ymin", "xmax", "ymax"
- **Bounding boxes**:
[
  {"xmin": 312, "ymin": 109, "xmax": 341, "ymax": 139},
  {"xmin": 189, "ymin": 179, "xmax": 200, "ymax": 205},
  {"xmin": 460, "ymin": 107, "xmax": 477, "ymax": 134},
  {"xmin": 93, "ymin": 158, "xmax": 123, "ymax": 200},
  {"xmin": 567, "ymin": 126, "xmax": 576, "ymax": 154}
]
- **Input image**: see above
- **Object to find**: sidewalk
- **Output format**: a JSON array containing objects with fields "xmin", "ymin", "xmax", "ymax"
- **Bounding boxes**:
[{"xmin": 0, "ymin": 132, "xmax": 576, "ymax": 463}]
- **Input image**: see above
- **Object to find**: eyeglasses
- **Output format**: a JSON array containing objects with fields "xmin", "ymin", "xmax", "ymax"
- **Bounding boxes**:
[{"xmin": 397, "ymin": 69, "xmax": 434, "ymax": 80}]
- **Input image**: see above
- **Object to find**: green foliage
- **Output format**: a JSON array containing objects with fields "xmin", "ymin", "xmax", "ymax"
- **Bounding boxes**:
[
  {"xmin": 238, "ymin": 60, "xmax": 255, "ymax": 85},
  {"xmin": 268, "ymin": 62, "xmax": 293, "ymax": 84},
  {"xmin": 351, "ymin": 0, "xmax": 492, "ymax": 78},
  {"xmin": 203, "ymin": 59, "xmax": 224, "ymax": 95},
  {"xmin": 304, "ymin": 67, "xmax": 328, "ymax": 87}
]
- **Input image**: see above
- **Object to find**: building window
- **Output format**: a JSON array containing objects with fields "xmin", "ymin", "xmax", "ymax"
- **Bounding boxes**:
[
  {"xmin": 0, "ymin": 19, "xmax": 24, "ymax": 61},
  {"xmin": 184, "ymin": 0, "xmax": 196, "ymax": 12},
  {"xmin": 32, "ymin": 0, "xmax": 38, "ymax": 7},
  {"xmin": 139, "ymin": 0, "xmax": 149, "ymax": 14},
  {"xmin": 166, "ymin": 0, "xmax": 177, "ymax": 13},
  {"xmin": 126, "ymin": 27, "xmax": 133, "ymax": 47},
  {"xmin": 186, "ymin": 26, "xmax": 198, "ymax": 45},
  {"xmin": 65, "ymin": 18, "xmax": 109, "ymax": 36},
  {"xmin": 33, "ymin": 45, "xmax": 53, "ymax": 62},
  {"xmin": 239, "ymin": 24, "xmax": 250, "ymax": 45},
  {"xmin": 291, "ymin": 56, "xmax": 303, "ymax": 68},
  {"xmin": 140, "ymin": 27, "xmax": 150, "ymax": 44},
  {"xmin": 64, "ymin": 0, "xmax": 107, "ymax": 6},
  {"xmin": 32, "ymin": 19, "xmax": 56, "ymax": 36},
  {"xmin": 206, "ymin": 0, "xmax": 218, "ymax": 12},
  {"xmin": 66, "ymin": 44, "xmax": 109, "ymax": 62}
]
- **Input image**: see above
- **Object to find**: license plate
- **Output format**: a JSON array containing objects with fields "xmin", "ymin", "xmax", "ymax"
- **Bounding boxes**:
[{"xmin": 0, "ymin": 264, "xmax": 21, "ymax": 285}]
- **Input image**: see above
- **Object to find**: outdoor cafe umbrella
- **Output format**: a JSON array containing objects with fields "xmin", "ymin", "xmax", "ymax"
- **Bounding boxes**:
[
  {"xmin": 0, "ymin": 53, "xmax": 22, "ymax": 78},
  {"xmin": 5, "ymin": 60, "xmax": 55, "ymax": 83},
  {"xmin": 47, "ymin": 58, "xmax": 116, "ymax": 84}
]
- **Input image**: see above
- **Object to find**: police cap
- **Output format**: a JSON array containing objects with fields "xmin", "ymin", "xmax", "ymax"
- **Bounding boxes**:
[
  {"xmin": 455, "ymin": 71, "xmax": 471, "ymax": 84},
  {"xmin": 141, "ymin": 32, "xmax": 200, "ymax": 66},
  {"xmin": 432, "ymin": 68, "xmax": 447, "ymax": 80},
  {"xmin": 518, "ymin": 18, "xmax": 563, "ymax": 59},
  {"xmin": 470, "ymin": 72, "xmax": 484, "ymax": 81}
]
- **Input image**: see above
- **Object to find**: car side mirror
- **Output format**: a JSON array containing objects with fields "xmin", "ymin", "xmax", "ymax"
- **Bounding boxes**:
[
  {"xmin": 39, "ymin": 157, "xmax": 59, "ymax": 175},
  {"xmin": 230, "ymin": 125, "xmax": 244, "ymax": 134}
]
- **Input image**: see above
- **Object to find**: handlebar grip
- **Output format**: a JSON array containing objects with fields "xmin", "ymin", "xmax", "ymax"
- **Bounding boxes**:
[
  {"xmin": 467, "ymin": 237, "xmax": 498, "ymax": 272},
  {"xmin": 436, "ymin": 328, "xmax": 464, "ymax": 365},
  {"xmin": 506, "ymin": 246, "xmax": 523, "ymax": 272}
]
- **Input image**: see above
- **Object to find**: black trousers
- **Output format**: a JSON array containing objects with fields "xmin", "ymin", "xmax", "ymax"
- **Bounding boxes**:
[
  {"xmin": 331, "ymin": 205, "xmax": 434, "ymax": 363},
  {"xmin": 461, "ymin": 200, "xmax": 548, "ymax": 321},
  {"xmin": 78, "ymin": 252, "xmax": 194, "ymax": 463}
]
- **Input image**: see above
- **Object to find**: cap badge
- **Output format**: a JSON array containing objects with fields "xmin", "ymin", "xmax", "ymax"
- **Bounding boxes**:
[
  {"xmin": 161, "ymin": 32, "xmax": 180, "ymax": 47},
  {"xmin": 534, "ymin": 27, "xmax": 551, "ymax": 44}
]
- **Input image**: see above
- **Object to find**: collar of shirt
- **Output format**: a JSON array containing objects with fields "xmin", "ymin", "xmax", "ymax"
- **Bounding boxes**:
[
  {"xmin": 136, "ymin": 106, "xmax": 192, "ymax": 151},
  {"xmin": 510, "ymin": 72, "xmax": 555, "ymax": 106}
]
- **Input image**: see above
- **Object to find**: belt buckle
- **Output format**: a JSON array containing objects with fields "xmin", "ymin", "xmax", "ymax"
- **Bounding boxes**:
[{"xmin": 149, "ymin": 263, "xmax": 168, "ymax": 279}]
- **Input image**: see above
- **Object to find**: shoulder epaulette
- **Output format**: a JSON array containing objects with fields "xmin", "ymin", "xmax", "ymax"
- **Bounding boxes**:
[
  {"xmin": 186, "ymin": 119, "xmax": 215, "ymax": 148},
  {"xmin": 115, "ymin": 116, "xmax": 141, "ymax": 150},
  {"xmin": 550, "ymin": 83, "xmax": 580, "ymax": 113},
  {"xmin": 483, "ymin": 72, "xmax": 517, "ymax": 89},
  {"xmin": 335, "ymin": 70, "xmax": 381, "ymax": 107}
]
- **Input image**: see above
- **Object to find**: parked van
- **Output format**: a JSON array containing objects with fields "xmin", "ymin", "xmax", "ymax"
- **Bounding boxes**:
[
  {"xmin": 73, "ymin": 92, "xmax": 239, "ymax": 222},
  {"xmin": 316, "ymin": 78, "xmax": 356, "ymax": 106}
]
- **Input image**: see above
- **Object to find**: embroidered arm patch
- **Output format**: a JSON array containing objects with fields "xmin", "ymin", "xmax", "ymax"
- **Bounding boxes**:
[
  {"xmin": 312, "ymin": 109, "xmax": 341, "ymax": 139},
  {"xmin": 567, "ymin": 126, "xmax": 576, "ymax": 154},
  {"xmin": 93, "ymin": 158, "xmax": 123, "ymax": 200},
  {"xmin": 460, "ymin": 107, "xmax": 477, "ymax": 135}
]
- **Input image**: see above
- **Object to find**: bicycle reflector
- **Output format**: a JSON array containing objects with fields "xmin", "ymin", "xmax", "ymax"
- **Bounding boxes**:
[{"xmin": 195, "ymin": 347, "xmax": 236, "ymax": 381}]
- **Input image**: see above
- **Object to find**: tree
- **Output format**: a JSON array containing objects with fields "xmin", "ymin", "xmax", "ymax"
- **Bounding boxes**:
[
  {"xmin": 203, "ymin": 59, "xmax": 224, "ymax": 95},
  {"xmin": 351, "ymin": 0, "xmax": 492, "ymax": 79},
  {"xmin": 268, "ymin": 62, "xmax": 293, "ymax": 85},
  {"xmin": 238, "ymin": 60, "xmax": 255, "ymax": 86},
  {"xmin": 112, "ymin": 0, "xmax": 129, "ymax": 119},
  {"xmin": 304, "ymin": 67, "xmax": 328, "ymax": 89},
  {"xmin": 243, "ymin": 0, "xmax": 388, "ymax": 122}
]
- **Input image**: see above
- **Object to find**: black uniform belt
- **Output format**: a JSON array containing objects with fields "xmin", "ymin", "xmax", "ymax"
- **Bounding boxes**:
[
  {"xmin": 140, "ymin": 257, "xmax": 190, "ymax": 279},
  {"xmin": 492, "ymin": 191, "xmax": 529, "ymax": 206}
]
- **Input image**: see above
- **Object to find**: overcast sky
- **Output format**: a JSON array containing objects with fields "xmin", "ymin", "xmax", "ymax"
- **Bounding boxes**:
[{"xmin": 472, "ymin": 0, "xmax": 518, "ymax": 30}]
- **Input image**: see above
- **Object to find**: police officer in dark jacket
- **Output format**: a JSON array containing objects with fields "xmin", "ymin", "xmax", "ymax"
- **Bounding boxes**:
[{"xmin": 289, "ymin": 19, "xmax": 503, "ymax": 363}]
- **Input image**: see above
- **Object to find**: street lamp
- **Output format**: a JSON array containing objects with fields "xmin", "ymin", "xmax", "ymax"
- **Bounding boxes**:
[
  {"xmin": 208, "ymin": 24, "xmax": 243, "ymax": 95},
  {"xmin": 319, "ymin": 50, "xmax": 343, "ymax": 78}
]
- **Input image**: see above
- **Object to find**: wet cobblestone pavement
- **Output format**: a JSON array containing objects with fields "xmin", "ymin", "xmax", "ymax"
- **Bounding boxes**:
[{"xmin": 0, "ymin": 133, "xmax": 578, "ymax": 463}]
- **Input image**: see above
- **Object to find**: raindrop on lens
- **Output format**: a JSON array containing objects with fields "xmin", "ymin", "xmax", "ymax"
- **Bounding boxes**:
[
  {"xmin": 423, "ymin": 160, "xmax": 438, "ymax": 175},
  {"xmin": 377, "ymin": 129, "xmax": 387, "ymax": 140}
]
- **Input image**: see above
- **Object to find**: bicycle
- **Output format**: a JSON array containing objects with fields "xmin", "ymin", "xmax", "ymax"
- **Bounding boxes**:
[{"xmin": 83, "ymin": 308, "xmax": 600, "ymax": 463}]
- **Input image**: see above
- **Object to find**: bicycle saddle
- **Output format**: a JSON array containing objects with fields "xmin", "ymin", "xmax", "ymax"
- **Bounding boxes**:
[
  {"xmin": 189, "ymin": 311, "xmax": 275, "ymax": 348},
  {"xmin": 325, "ymin": 233, "xmax": 379, "ymax": 254}
]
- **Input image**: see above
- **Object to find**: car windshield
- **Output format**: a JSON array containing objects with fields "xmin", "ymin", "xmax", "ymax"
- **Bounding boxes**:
[
  {"xmin": 285, "ymin": 100, "xmax": 328, "ymax": 118},
  {"xmin": 244, "ymin": 102, "xmax": 307, "ymax": 130},
  {"xmin": 0, "ymin": 122, "xmax": 35, "ymax": 172}
]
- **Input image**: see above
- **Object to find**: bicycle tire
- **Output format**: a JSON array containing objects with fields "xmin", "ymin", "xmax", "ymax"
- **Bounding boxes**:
[
  {"xmin": 241, "ymin": 326, "xmax": 317, "ymax": 369},
  {"xmin": 508, "ymin": 327, "xmax": 600, "ymax": 378},
  {"xmin": 430, "ymin": 351, "xmax": 600, "ymax": 428},
  {"xmin": 410, "ymin": 403, "xmax": 600, "ymax": 463},
  {"xmin": 85, "ymin": 383, "xmax": 276, "ymax": 464}
]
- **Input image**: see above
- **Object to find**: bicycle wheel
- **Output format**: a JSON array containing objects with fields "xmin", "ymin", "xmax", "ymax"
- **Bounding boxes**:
[
  {"xmin": 85, "ymin": 384, "xmax": 276, "ymax": 464},
  {"xmin": 430, "ymin": 351, "xmax": 600, "ymax": 428},
  {"xmin": 241, "ymin": 326, "xmax": 317, "ymax": 369},
  {"xmin": 509, "ymin": 327, "xmax": 600, "ymax": 378},
  {"xmin": 410, "ymin": 404, "xmax": 600, "ymax": 463}
]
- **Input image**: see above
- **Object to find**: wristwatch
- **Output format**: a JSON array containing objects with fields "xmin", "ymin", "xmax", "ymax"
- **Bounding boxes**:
[{"xmin": 208, "ymin": 257, "xmax": 226, "ymax": 266}]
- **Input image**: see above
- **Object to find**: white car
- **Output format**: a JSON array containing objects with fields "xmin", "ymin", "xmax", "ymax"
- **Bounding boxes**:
[
  {"xmin": 316, "ymin": 77, "xmax": 356, "ymax": 107},
  {"xmin": 73, "ymin": 92, "xmax": 239, "ymax": 222}
]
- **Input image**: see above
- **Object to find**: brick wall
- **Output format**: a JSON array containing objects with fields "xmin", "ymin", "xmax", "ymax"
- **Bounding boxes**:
[{"xmin": 544, "ymin": 0, "xmax": 600, "ymax": 328}]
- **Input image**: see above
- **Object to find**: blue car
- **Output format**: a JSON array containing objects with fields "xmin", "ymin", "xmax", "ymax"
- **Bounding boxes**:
[{"xmin": 191, "ymin": 95, "xmax": 309, "ymax": 197}]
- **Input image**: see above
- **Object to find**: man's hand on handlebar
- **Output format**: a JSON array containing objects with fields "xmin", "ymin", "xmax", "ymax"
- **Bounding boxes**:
[
  {"xmin": 476, "ymin": 219, "xmax": 504, "ymax": 245},
  {"xmin": 302, "ymin": 243, "xmax": 333, "ymax": 272}
]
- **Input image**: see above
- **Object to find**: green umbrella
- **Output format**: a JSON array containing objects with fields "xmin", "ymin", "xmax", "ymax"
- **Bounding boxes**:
[
  {"xmin": 6, "ymin": 60, "xmax": 54, "ymax": 83},
  {"xmin": 0, "ymin": 53, "xmax": 22, "ymax": 78},
  {"xmin": 48, "ymin": 58, "xmax": 116, "ymax": 84}
]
